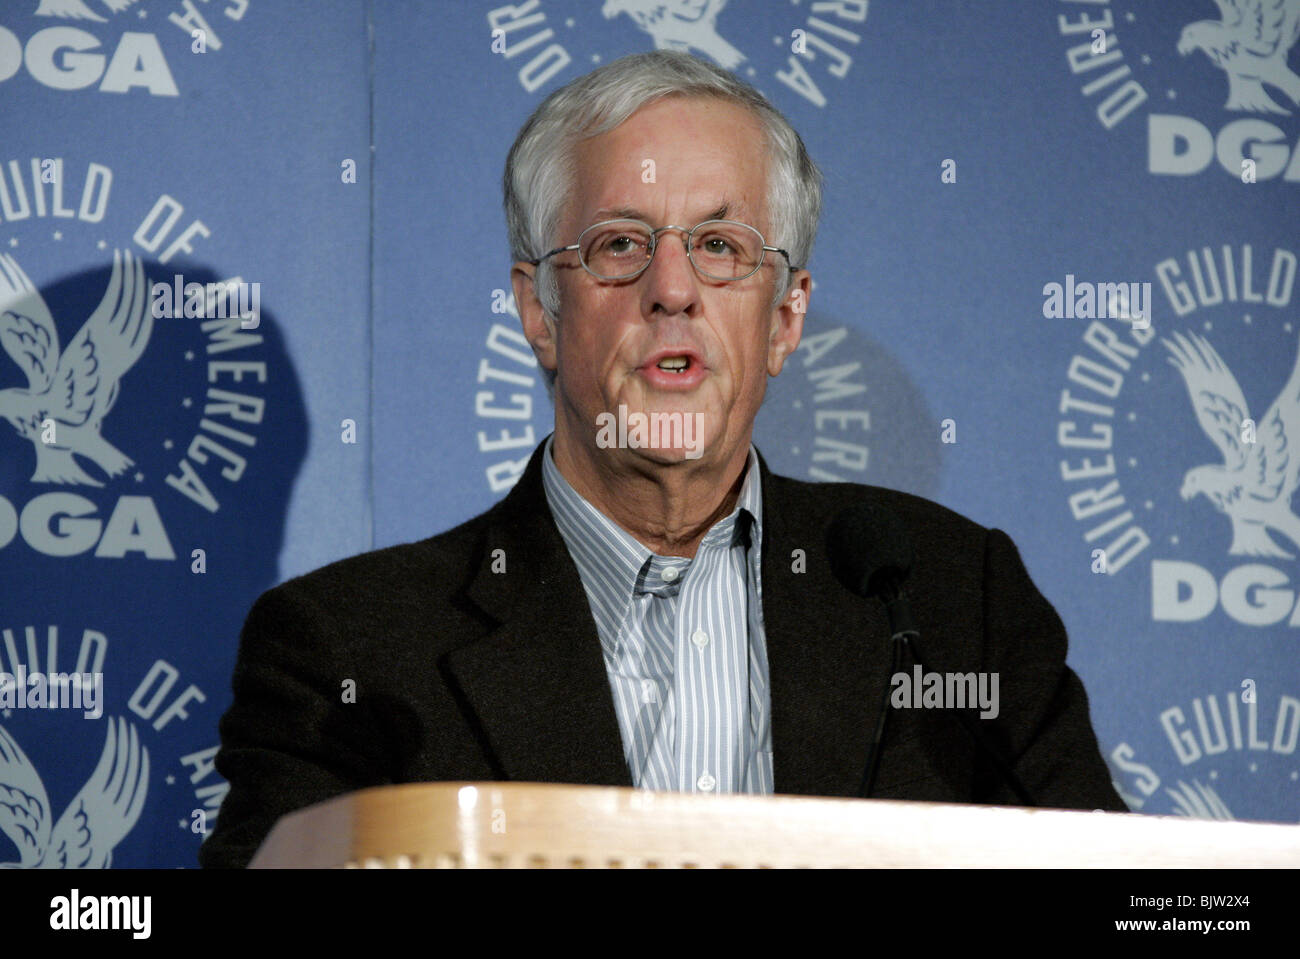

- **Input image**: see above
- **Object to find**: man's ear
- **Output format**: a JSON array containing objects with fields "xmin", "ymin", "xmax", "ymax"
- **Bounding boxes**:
[
  {"xmin": 511, "ymin": 260, "xmax": 558, "ymax": 375},
  {"xmin": 768, "ymin": 268, "xmax": 810, "ymax": 377}
]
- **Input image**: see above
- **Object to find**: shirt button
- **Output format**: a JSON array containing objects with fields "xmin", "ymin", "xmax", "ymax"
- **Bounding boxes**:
[
  {"xmin": 661, "ymin": 566, "xmax": 679, "ymax": 582},
  {"xmin": 691, "ymin": 629, "xmax": 709, "ymax": 649},
  {"xmin": 697, "ymin": 773, "xmax": 716, "ymax": 792}
]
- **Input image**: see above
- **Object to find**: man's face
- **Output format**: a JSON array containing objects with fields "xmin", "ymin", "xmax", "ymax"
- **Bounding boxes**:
[{"xmin": 517, "ymin": 95, "xmax": 809, "ymax": 473}]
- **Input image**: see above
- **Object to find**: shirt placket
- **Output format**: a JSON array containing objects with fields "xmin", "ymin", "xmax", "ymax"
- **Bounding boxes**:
[
  {"xmin": 676, "ymin": 529, "xmax": 742, "ymax": 794},
  {"xmin": 634, "ymin": 557, "xmax": 686, "ymax": 791}
]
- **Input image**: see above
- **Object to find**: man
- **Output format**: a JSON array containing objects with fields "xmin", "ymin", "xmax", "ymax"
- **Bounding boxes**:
[{"xmin": 199, "ymin": 50, "xmax": 1126, "ymax": 869}]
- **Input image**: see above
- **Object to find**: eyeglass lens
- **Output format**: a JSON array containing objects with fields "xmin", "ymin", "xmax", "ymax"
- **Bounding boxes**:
[{"xmin": 579, "ymin": 220, "xmax": 763, "ymax": 280}]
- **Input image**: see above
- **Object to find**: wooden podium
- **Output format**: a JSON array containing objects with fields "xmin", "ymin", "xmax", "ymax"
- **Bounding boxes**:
[{"xmin": 248, "ymin": 782, "xmax": 1300, "ymax": 868}]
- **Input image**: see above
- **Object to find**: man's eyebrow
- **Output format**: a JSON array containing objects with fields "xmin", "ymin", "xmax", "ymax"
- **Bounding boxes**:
[{"xmin": 590, "ymin": 203, "xmax": 734, "ymax": 223}]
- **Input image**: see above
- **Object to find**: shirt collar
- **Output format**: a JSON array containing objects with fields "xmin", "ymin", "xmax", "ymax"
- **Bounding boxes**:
[{"xmin": 541, "ymin": 433, "xmax": 763, "ymax": 652}]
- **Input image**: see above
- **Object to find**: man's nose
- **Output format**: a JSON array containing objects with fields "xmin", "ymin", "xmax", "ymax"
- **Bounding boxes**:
[
  {"xmin": 641, "ymin": 231, "xmax": 700, "ymax": 314},
  {"xmin": 644, "ymin": 228, "xmax": 700, "ymax": 285}
]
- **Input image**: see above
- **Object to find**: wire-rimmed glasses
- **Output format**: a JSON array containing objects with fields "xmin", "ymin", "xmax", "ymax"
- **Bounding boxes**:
[{"xmin": 529, "ymin": 218, "xmax": 797, "ymax": 282}]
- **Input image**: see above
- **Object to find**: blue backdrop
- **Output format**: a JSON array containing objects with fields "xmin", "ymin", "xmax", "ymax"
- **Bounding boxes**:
[{"xmin": 1, "ymin": 0, "xmax": 1296, "ymax": 868}]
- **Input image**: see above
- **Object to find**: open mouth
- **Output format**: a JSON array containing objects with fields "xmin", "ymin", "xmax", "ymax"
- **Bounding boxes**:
[{"xmin": 655, "ymin": 355, "xmax": 693, "ymax": 374}]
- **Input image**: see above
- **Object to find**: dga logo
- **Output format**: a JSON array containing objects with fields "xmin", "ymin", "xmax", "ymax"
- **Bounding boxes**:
[
  {"xmin": 601, "ymin": 0, "xmax": 744, "ymax": 69},
  {"xmin": 0, "ymin": 623, "xmax": 229, "ymax": 868},
  {"xmin": 1052, "ymin": 1, "xmax": 1300, "ymax": 181},
  {"xmin": 1, "ymin": 250, "xmax": 151, "ymax": 488},
  {"xmin": 1109, "ymin": 683, "xmax": 1299, "ymax": 822},
  {"xmin": 0, "ymin": 155, "xmax": 270, "ymax": 559},
  {"xmin": 0, "ymin": 717, "xmax": 147, "ymax": 867},
  {"xmin": 1177, "ymin": 0, "xmax": 1300, "ymax": 115},
  {"xmin": 1163, "ymin": 328, "xmax": 1300, "ymax": 559},
  {"xmin": 36, "ymin": 0, "xmax": 143, "ymax": 20},
  {"xmin": 0, "ymin": 0, "xmax": 249, "ymax": 96},
  {"xmin": 487, "ymin": 0, "xmax": 868, "ymax": 107},
  {"xmin": 1051, "ymin": 241, "xmax": 1300, "ymax": 628}
]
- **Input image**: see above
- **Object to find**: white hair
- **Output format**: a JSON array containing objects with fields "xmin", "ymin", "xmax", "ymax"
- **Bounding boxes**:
[{"xmin": 502, "ymin": 50, "xmax": 823, "ymax": 398}]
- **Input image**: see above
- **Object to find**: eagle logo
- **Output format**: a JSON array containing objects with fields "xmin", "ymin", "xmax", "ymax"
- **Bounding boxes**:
[
  {"xmin": 0, "ymin": 717, "xmax": 149, "ymax": 868},
  {"xmin": 601, "ymin": 0, "xmax": 745, "ymax": 69},
  {"xmin": 33, "ymin": 0, "xmax": 141, "ymax": 22},
  {"xmin": 1167, "ymin": 778, "xmax": 1235, "ymax": 819},
  {"xmin": 1178, "ymin": 0, "xmax": 1300, "ymax": 114},
  {"xmin": 0, "ymin": 250, "xmax": 153, "ymax": 488},
  {"xmin": 1163, "ymin": 330, "xmax": 1300, "ymax": 558}
]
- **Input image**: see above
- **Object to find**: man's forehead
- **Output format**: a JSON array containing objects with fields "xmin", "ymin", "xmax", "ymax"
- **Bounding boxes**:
[
  {"xmin": 561, "ymin": 99, "xmax": 771, "ymax": 234},
  {"xmin": 587, "ymin": 201, "xmax": 748, "ymax": 225}
]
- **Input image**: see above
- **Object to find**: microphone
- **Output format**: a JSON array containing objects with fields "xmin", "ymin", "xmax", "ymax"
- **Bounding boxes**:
[
  {"xmin": 826, "ymin": 501, "xmax": 917, "ymax": 639},
  {"xmin": 825, "ymin": 502, "xmax": 1037, "ymax": 806}
]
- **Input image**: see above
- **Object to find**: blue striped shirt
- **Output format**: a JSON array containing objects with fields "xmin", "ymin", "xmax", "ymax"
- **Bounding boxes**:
[{"xmin": 541, "ymin": 434, "xmax": 773, "ymax": 795}]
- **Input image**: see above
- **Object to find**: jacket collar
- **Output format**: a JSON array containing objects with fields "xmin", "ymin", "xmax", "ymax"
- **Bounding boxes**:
[{"xmin": 449, "ymin": 437, "xmax": 893, "ymax": 797}]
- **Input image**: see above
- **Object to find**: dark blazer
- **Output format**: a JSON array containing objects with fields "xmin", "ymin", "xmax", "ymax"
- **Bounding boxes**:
[{"xmin": 199, "ymin": 438, "xmax": 1126, "ymax": 868}]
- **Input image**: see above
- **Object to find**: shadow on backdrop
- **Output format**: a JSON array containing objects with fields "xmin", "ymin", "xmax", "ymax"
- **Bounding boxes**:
[{"xmin": 0, "ymin": 254, "xmax": 306, "ymax": 867}]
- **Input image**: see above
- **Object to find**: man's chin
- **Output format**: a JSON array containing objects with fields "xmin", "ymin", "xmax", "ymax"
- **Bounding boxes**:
[{"xmin": 627, "ymin": 444, "xmax": 706, "ymax": 466}]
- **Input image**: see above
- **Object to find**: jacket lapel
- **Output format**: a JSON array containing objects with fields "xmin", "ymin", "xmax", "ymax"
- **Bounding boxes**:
[
  {"xmin": 756, "ymin": 450, "xmax": 896, "ymax": 798},
  {"xmin": 447, "ymin": 440, "xmax": 633, "ymax": 787}
]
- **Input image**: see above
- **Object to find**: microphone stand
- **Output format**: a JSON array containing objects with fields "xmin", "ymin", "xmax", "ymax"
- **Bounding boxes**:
[{"xmin": 859, "ymin": 583, "xmax": 1038, "ymax": 807}]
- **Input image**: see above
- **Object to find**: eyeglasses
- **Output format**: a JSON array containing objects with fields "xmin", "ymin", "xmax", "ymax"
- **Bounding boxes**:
[{"xmin": 529, "ymin": 218, "xmax": 798, "ymax": 282}]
